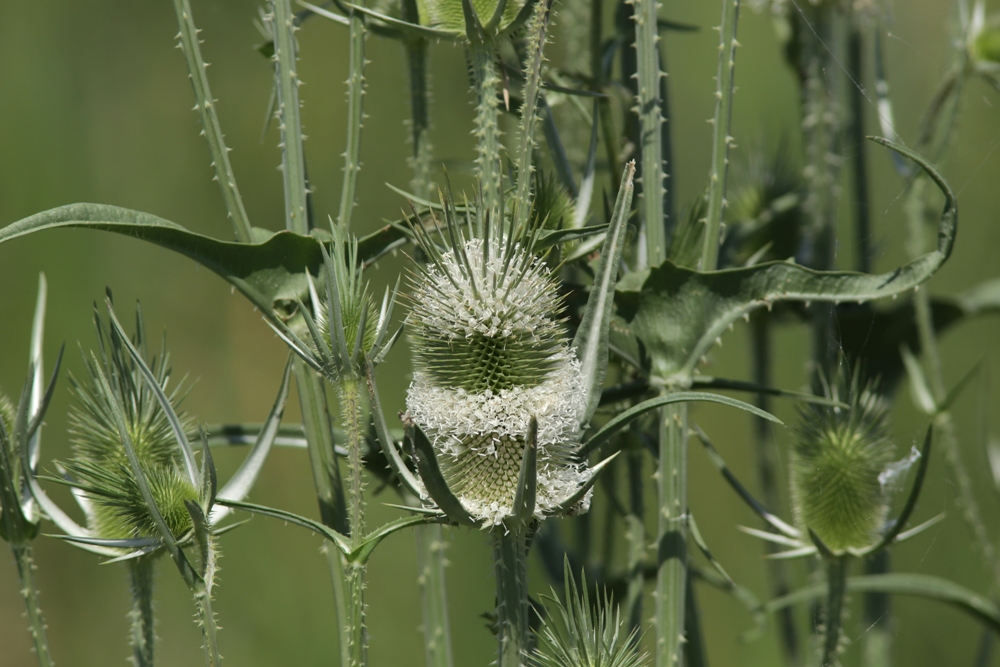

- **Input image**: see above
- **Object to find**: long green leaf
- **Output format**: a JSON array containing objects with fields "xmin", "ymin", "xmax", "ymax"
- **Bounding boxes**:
[
  {"xmin": 0, "ymin": 204, "xmax": 404, "ymax": 322},
  {"xmin": 766, "ymin": 574, "xmax": 1000, "ymax": 635},
  {"xmin": 572, "ymin": 162, "xmax": 635, "ymax": 425},
  {"xmin": 350, "ymin": 514, "xmax": 443, "ymax": 564},
  {"xmin": 616, "ymin": 138, "xmax": 957, "ymax": 384},
  {"xmin": 578, "ymin": 391, "xmax": 782, "ymax": 459},
  {"xmin": 217, "ymin": 498, "xmax": 350, "ymax": 554}
]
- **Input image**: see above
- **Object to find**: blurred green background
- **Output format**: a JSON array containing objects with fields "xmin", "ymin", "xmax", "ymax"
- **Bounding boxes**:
[{"xmin": 1, "ymin": 1, "xmax": 999, "ymax": 665}]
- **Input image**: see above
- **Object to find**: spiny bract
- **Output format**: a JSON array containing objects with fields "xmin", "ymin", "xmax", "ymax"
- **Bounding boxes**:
[
  {"xmin": 790, "ymin": 367, "xmax": 894, "ymax": 553},
  {"xmin": 406, "ymin": 215, "xmax": 589, "ymax": 526}
]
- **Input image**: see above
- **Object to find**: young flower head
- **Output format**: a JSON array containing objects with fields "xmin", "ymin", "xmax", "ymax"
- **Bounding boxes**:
[
  {"xmin": 790, "ymin": 365, "xmax": 896, "ymax": 553},
  {"xmin": 405, "ymin": 192, "xmax": 591, "ymax": 526},
  {"xmin": 59, "ymin": 304, "xmax": 200, "ymax": 543}
]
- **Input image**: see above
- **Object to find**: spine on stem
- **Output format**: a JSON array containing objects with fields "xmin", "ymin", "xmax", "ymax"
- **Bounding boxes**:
[
  {"xmin": 12, "ymin": 543, "xmax": 54, "ymax": 667},
  {"xmin": 493, "ymin": 531, "xmax": 530, "ymax": 667},
  {"xmin": 128, "ymin": 555, "xmax": 156, "ymax": 667},
  {"xmin": 171, "ymin": 0, "xmax": 253, "ymax": 242},
  {"xmin": 701, "ymin": 0, "xmax": 741, "ymax": 271},
  {"xmin": 338, "ymin": 7, "xmax": 367, "ymax": 232}
]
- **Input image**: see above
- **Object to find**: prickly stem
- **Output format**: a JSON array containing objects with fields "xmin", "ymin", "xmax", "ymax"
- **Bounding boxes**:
[
  {"xmin": 493, "ymin": 530, "xmax": 530, "ymax": 667},
  {"xmin": 270, "ymin": 0, "xmax": 309, "ymax": 234},
  {"xmin": 469, "ymin": 39, "xmax": 503, "ymax": 214},
  {"xmin": 170, "ymin": 0, "xmax": 253, "ymax": 243},
  {"xmin": 416, "ymin": 524, "xmax": 453, "ymax": 667},
  {"xmin": 338, "ymin": 7, "xmax": 367, "ymax": 232},
  {"xmin": 821, "ymin": 556, "xmax": 849, "ymax": 667},
  {"xmin": 701, "ymin": 0, "xmax": 741, "ymax": 271},
  {"xmin": 127, "ymin": 555, "xmax": 156, "ymax": 667},
  {"xmin": 12, "ymin": 543, "xmax": 54, "ymax": 667},
  {"xmin": 655, "ymin": 401, "xmax": 687, "ymax": 667}
]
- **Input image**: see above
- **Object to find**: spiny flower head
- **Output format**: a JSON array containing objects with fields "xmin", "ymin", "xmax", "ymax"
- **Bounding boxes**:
[
  {"xmin": 406, "ymin": 193, "xmax": 590, "ymax": 526},
  {"xmin": 790, "ymin": 365, "xmax": 895, "ymax": 553},
  {"xmin": 60, "ymin": 305, "xmax": 198, "ymax": 541}
]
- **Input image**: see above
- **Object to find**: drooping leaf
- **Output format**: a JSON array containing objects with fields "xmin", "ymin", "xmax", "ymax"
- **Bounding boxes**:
[
  {"xmin": 0, "ymin": 204, "xmax": 407, "ymax": 324},
  {"xmin": 616, "ymin": 139, "xmax": 956, "ymax": 384}
]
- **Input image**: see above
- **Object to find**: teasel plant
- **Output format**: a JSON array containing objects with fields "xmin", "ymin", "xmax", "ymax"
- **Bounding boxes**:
[
  {"xmin": 21, "ymin": 297, "xmax": 293, "ymax": 667},
  {"xmin": 0, "ymin": 275, "xmax": 61, "ymax": 667},
  {"xmin": 691, "ymin": 361, "xmax": 940, "ymax": 667}
]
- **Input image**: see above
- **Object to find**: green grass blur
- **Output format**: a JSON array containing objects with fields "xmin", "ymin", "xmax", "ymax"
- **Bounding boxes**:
[{"xmin": 1, "ymin": 1, "xmax": 999, "ymax": 665}]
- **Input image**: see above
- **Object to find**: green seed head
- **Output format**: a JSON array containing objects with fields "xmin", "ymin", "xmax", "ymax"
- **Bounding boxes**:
[
  {"xmin": 406, "ymin": 203, "xmax": 589, "ymax": 525},
  {"xmin": 61, "ymin": 306, "xmax": 196, "ymax": 541},
  {"xmin": 790, "ymin": 367, "xmax": 894, "ymax": 553}
]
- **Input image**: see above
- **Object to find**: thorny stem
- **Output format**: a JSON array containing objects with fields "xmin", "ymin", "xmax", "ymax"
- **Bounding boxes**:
[
  {"xmin": 12, "ymin": 543, "xmax": 54, "ymax": 667},
  {"xmin": 339, "ymin": 377, "xmax": 366, "ymax": 545},
  {"xmin": 294, "ymin": 362, "xmax": 351, "ymax": 667},
  {"xmin": 632, "ymin": 0, "xmax": 667, "ymax": 266},
  {"xmin": 271, "ymin": 0, "xmax": 309, "ymax": 234},
  {"xmin": 128, "ymin": 555, "xmax": 156, "ymax": 667},
  {"xmin": 861, "ymin": 550, "xmax": 893, "ymax": 667},
  {"xmin": 170, "ymin": 0, "xmax": 253, "ymax": 243},
  {"xmin": 701, "ymin": 0, "xmax": 741, "ymax": 271},
  {"xmin": 847, "ymin": 26, "xmax": 872, "ymax": 274},
  {"xmin": 345, "ymin": 560, "xmax": 368, "ymax": 667},
  {"xmin": 415, "ymin": 524, "xmax": 453, "ymax": 667},
  {"xmin": 821, "ymin": 556, "xmax": 848, "ymax": 667},
  {"xmin": 493, "ymin": 530, "xmax": 530, "ymax": 667},
  {"xmin": 655, "ymin": 402, "xmax": 687, "ymax": 667},
  {"xmin": 750, "ymin": 313, "xmax": 799, "ymax": 666},
  {"xmin": 338, "ymin": 6, "xmax": 366, "ymax": 232},
  {"xmin": 469, "ymin": 38, "xmax": 503, "ymax": 213},
  {"xmin": 195, "ymin": 589, "xmax": 222, "ymax": 667},
  {"xmin": 403, "ymin": 6, "xmax": 433, "ymax": 198}
]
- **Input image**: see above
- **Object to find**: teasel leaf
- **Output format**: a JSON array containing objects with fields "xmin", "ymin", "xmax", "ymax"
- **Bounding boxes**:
[
  {"xmin": 184, "ymin": 499, "xmax": 212, "ymax": 581},
  {"xmin": 25, "ymin": 273, "xmax": 47, "ymax": 480},
  {"xmin": 53, "ymin": 534, "xmax": 162, "ymax": 550},
  {"xmin": 510, "ymin": 418, "xmax": 538, "ymax": 526},
  {"xmin": 690, "ymin": 376, "xmax": 847, "ymax": 408},
  {"xmin": 105, "ymin": 299, "xmax": 200, "ymax": 487},
  {"xmin": 340, "ymin": 1, "xmax": 460, "ymax": 39},
  {"xmin": 405, "ymin": 418, "xmax": 476, "ymax": 526},
  {"xmin": 365, "ymin": 362, "xmax": 424, "ymax": 499},
  {"xmin": 371, "ymin": 324, "xmax": 404, "ymax": 366},
  {"xmin": 615, "ymin": 138, "xmax": 957, "ymax": 385},
  {"xmin": 901, "ymin": 345, "xmax": 936, "ymax": 414},
  {"xmin": 0, "ymin": 204, "xmax": 405, "ymax": 324},
  {"xmin": 212, "ymin": 356, "xmax": 293, "ymax": 523},
  {"xmin": 198, "ymin": 428, "xmax": 217, "ymax": 512},
  {"xmin": 765, "ymin": 574, "xmax": 1000, "ymax": 635},
  {"xmin": 91, "ymin": 359, "xmax": 201, "ymax": 588},
  {"xmin": 692, "ymin": 424, "xmax": 800, "ymax": 539},
  {"xmin": 369, "ymin": 277, "xmax": 400, "ymax": 362},
  {"xmin": 859, "ymin": 424, "xmax": 933, "ymax": 556},
  {"xmin": 218, "ymin": 498, "xmax": 351, "ymax": 555},
  {"xmin": 572, "ymin": 162, "xmax": 635, "ymax": 425},
  {"xmin": 571, "ymin": 100, "xmax": 600, "ymax": 230},
  {"xmin": 578, "ymin": 392, "xmax": 782, "ymax": 459}
]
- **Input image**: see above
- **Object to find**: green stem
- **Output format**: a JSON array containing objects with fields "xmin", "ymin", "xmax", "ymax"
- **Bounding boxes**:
[
  {"xmin": 415, "ymin": 524, "xmax": 453, "ymax": 667},
  {"xmin": 294, "ymin": 361, "xmax": 351, "ymax": 667},
  {"xmin": 339, "ymin": 377, "xmax": 366, "ymax": 544},
  {"xmin": 271, "ymin": 0, "xmax": 309, "ymax": 234},
  {"xmin": 404, "ymin": 35, "xmax": 433, "ymax": 197},
  {"xmin": 821, "ymin": 556, "xmax": 849, "ymax": 667},
  {"xmin": 469, "ymin": 38, "xmax": 502, "ymax": 213},
  {"xmin": 128, "ymin": 555, "xmax": 156, "ymax": 667},
  {"xmin": 195, "ymin": 590, "xmax": 222, "ymax": 667},
  {"xmin": 847, "ymin": 26, "xmax": 872, "ymax": 274},
  {"xmin": 170, "ymin": 0, "xmax": 253, "ymax": 243},
  {"xmin": 512, "ymin": 0, "xmax": 553, "ymax": 231},
  {"xmin": 633, "ymin": 0, "xmax": 666, "ymax": 265},
  {"xmin": 493, "ymin": 530, "xmax": 530, "ymax": 667},
  {"xmin": 655, "ymin": 402, "xmax": 687, "ymax": 667},
  {"xmin": 11, "ymin": 543, "xmax": 54, "ymax": 667},
  {"xmin": 750, "ymin": 313, "xmax": 799, "ymax": 666},
  {"xmin": 345, "ymin": 560, "xmax": 368, "ymax": 667},
  {"xmin": 338, "ymin": 6, "xmax": 366, "ymax": 232},
  {"xmin": 701, "ymin": 0, "xmax": 741, "ymax": 271},
  {"xmin": 624, "ymin": 447, "xmax": 645, "ymax": 636}
]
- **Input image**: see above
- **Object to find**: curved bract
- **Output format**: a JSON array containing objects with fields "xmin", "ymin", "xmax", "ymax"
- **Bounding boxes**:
[{"xmin": 615, "ymin": 139, "xmax": 957, "ymax": 385}]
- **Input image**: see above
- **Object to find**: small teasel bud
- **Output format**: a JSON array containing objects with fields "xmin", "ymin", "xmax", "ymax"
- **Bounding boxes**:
[
  {"xmin": 59, "ymin": 303, "xmax": 198, "ymax": 541},
  {"xmin": 406, "ymin": 192, "xmax": 590, "ymax": 526},
  {"xmin": 790, "ymin": 365, "xmax": 895, "ymax": 553}
]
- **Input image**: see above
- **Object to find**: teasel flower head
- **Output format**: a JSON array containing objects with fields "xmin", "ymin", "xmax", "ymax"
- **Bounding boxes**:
[
  {"xmin": 269, "ymin": 223, "xmax": 401, "ymax": 384},
  {"xmin": 790, "ymin": 365, "xmax": 898, "ymax": 554},
  {"xmin": 59, "ymin": 302, "xmax": 201, "ymax": 543},
  {"xmin": 404, "ymin": 191, "xmax": 592, "ymax": 528}
]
